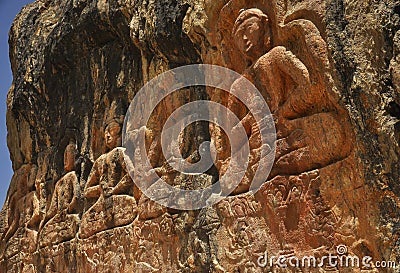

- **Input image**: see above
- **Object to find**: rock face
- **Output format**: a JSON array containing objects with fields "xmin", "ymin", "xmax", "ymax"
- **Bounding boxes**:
[{"xmin": 1, "ymin": 0, "xmax": 400, "ymax": 272}]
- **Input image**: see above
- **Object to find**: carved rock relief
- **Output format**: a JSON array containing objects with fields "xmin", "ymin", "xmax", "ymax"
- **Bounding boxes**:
[
  {"xmin": 0, "ymin": 0, "xmax": 390, "ymax": 271},
  {"xmin": 39, "ymin": 142, "xmax": 80, "ymax": 248},
  {"xmin": 79, "ymin": 110, "xmax": 138, "ymax": 239},
  {"xmin": 203, "ymin": 0, "xmax": 381, "ymax": 267}
]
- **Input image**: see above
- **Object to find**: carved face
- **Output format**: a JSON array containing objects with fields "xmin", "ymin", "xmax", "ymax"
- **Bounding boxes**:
[
  {"xmin": 233, "ymin": 14, "xmax": 270, "ymax": 62},
  {"xmin": 104, "ymin": 121, "xmax": 122, "ymax": 149},
  {"xmin": 64, "ymin": 143, "xmax": 76, "ymax": 172}
]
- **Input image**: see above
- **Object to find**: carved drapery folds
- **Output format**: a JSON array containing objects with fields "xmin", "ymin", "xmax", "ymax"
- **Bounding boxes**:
[
  {"xmin": 39, "ymin": 142, "xmax": 80, "ymax": 247},
  {"xmin": 79, "ymin": 111, "xmax": 138, "ymax": 239},
  {"xmin": 0, "ymin": 164, "xmax": 40, "ymax": 256},
  {"xmin": 0, "ymin": 0, "xmax": 395, "ymax": 271},
  {"xmin": 204, "ymin": 1, "xmax": 381, "ymax": 270},
  {"xmin": 214, "ymin": 5, "xmax": 353, "ymax": 190}
]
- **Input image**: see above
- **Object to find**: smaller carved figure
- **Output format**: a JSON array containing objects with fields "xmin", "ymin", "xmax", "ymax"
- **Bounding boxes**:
[
  {"xmin": 1, "ymin": 164, "xmax": 40, "ymax": 244},
  {"xmin": 79, "ymin": 116, "xmax": 138, "ymax": 239},
  {"xmin": 39, "ymin": 141, "xmax": 80, "ymax": 247},
  {"xmin": 133, "ymin": 214, "xmax": 179, "ymax": 272}
]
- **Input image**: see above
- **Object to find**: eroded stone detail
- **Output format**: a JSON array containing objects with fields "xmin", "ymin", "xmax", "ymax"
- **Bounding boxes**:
[
  {"xmin": 39, "ymin": 142, "xmax": 80, "ymax": 248},
  {"xmin": 0, "ymin": 0, "xmax": 397, "ymax": 272},
  {"xmin": 219, "ymin": 7, "xmax": 353, "ymax": 194},
  {"xmin": 215, "ymin": 195, "xmax": 271, "ymax": 272},
  {"xmin": 1, "ymin": 165, "xmax": 40, "ymax": 255},
  {"xmin": 79, "ymin": 117, "xmax": 138, "ymax": 239},
  {"xmin": 206, "ymin": 1, "xmax": 380, "ymax": 269}
]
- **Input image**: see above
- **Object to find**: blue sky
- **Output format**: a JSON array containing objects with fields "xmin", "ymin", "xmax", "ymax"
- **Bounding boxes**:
[{"xmin": 0, "ymin": 0, "xmax": 33, "ymax": 206}]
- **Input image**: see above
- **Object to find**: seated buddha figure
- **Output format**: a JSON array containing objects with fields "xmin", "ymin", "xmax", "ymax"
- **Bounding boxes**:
[
  {"xmin": 79, "ymin": 117, "xmax": 138, "ymax": 239},
  {"xmin": 39, "ymin": 142, "xmax": 80, "ymax": 247}
]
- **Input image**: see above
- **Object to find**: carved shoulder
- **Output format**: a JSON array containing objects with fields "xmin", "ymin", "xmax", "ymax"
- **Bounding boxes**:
[
  {"xmin": 255, "ymin": 46, "xmax": 287, "ymax": 65},
  {"xmin": 84, "ymin": 155, "xmax": 106, "ymax": 194}
]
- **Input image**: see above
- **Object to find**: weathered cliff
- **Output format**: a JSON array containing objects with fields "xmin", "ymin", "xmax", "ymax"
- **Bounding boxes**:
[{"xmin": 0, "ymin": 0, "xmax": 399, "ymax": 272}]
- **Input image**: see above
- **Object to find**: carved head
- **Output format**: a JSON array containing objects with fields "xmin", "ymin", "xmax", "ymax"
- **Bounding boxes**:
[
  {"xmin": 104, "ymin": 119, "xmax": 122, "ymax": 150},
  {"xmin": 232, "ymin": 8, "xmax": 271, "ymax": 62},
  {"xmin": 64, "ymin": 142, "xmax": 77, "ymax": 172},
  {"xmin": 103, "ymin": 99, "xmax": 126, "ymax": 151}
]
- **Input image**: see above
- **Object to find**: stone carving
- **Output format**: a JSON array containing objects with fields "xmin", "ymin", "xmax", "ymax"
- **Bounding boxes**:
[
  {"xmin": 133, "ymin": 214, "xmax": 179, "ymax": 272},
  {"xmin": 0, "ymin": 165, "xmax": 40, "ymax": 250},
  {"xmin": 79, "ymin": 116, "xmax": 138, "ymax": 239},
  {"xmin": 39, "ymin": 142, "xmax": 80, "ymax": 247},
  {"xmin": 217, "ymin": 194, "xmax": 261, "ymax": 219},
  {"xmin": 223, "ymin": 8, "xmax": 353, "ymax": 194},
  {"xmin": 210, "ymin": 5, "xmax": 360, "ymax": 270},
  {"xmin": 223, "ymin": 219, "xmax": 258, "ymax": 270},
  {"xmin": 0, "ymin": 0, "xmax": 396, "ymax": 271},
  {"xmin": 104, "ymin": 118, "xmax": 123, "ymax": 153},
  {"xmin": 84, "ymin": 246, "xmax": 127, "ymax": 272},
  {"xmin": 215, "ymin": 196, "xmax": 272, "ymax": 272},
  {"xmin": 258, "ymin": 170, "xmax": 336, "ymax": 250}
]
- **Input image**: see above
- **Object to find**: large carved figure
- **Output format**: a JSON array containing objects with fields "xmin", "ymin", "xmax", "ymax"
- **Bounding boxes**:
[
  {"xmin": 79, "ymin": 116, "xmax": 138, "ymax": 239},
  {"xmin": 39, "ymin": 142, "xmax": 80, "ymax": 247},
  {"xmin": 210, "ymin": 4, "xmax": 364, "ymax": 270},
  {"xmin": 225, "ymin": 8, "xmax": 353, "ymax": 192}
]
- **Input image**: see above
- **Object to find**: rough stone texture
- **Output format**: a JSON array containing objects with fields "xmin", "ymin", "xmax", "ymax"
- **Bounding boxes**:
[{"xmin": 0, "ymin": 0, "xmax": 399, "ymax": 272}]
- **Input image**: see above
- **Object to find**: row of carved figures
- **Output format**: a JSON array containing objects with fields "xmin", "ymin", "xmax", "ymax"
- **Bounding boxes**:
[{"xmin": 0, "ymin": 7, "xmax": 354, "ymax": 255}]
